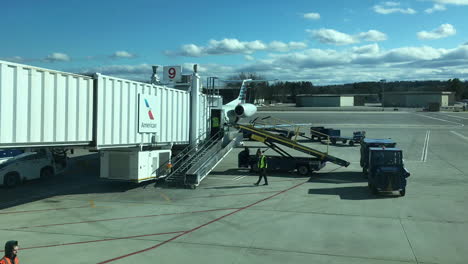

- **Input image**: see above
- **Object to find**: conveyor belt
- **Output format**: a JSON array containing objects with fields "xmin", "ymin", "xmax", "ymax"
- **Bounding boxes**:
[{"xmin": 238, "ymin": 124, "xmax": 350, "ymax": 167}]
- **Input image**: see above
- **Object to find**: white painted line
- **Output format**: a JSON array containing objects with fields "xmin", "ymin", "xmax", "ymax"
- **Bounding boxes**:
[
  {"xmin": 424, "ymin": 131, "xmax": 430, "ymax": 162},
  {"xmin": 235, "ymin": 176, "xmax": 246, "ymax": 181},
  {"xmin": 421, "ymin": 130, "xmax": 430, "ymax": 162},
  {"xmin": 440, "ymin": 114, "xmax": 468, "ymax": 120},
  {"xmin": 416, "ymin": 114, "xmax": 464, "ymax": 127},
  {"xmin": 450, "ymin": 131, "xmax": 468, "ymax": 142}
]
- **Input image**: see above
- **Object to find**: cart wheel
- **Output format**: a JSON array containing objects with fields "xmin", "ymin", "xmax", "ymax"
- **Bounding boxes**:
[
  {"xmin": 342, "ymin": 139, "xmax": 347, "ymax": 144},
  {"xmin": 40, "ymin": 167, "xmax": 55, "ymax": 179},
  {"xmin": 399, "ymin": 189, "xmax": 406, "ymax": 196},
  {"xmin": 297, "ymin": 165, "xmax": 310, "ymax": 176},
  {"xmin": 4, "ymin": 173, "xmax": 20, "ymax": 188},
  {"xmin": 349, "ymin": 141, "xmax": 354, "ymax": 146},
  {"xmin": 331, "ymin": 139, "xmax": 336, "ymax": 145}
]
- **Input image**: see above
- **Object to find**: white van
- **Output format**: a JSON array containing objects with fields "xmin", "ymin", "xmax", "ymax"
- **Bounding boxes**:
[{"xmin": 0, "ymin": 149, "xmax": 65, "ymax": 187}]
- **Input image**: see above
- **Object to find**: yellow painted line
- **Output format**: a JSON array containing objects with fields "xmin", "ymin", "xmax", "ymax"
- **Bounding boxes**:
[
  {"xmin": 130, "ymin": 176, "xmax": 157, "ymax": 182},
  {"xmin": 241, "ymin": 125, "xmax": 326, "ymax": 159},
  {"xmin": 89, "ymin": 200, "xmax": 96, "ymax": 208},
  {"xmin": 160, "ymin": 193, "xmax": 171, "ymax": 202}
]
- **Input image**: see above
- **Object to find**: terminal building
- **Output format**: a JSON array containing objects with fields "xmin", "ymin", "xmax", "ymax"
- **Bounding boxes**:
[
  {"xmin": 382, "ymin": 91, "xmax": 454, "ymax": 107},
  {"xmin": 296, "ymin": 94, "xmax": 355, "ymax": 107}
]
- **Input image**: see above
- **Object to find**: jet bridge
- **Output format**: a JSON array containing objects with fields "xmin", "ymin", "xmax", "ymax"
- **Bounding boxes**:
[{"xmin": 237, "ymin": 124, "xmax": 350, "ymax": 167}]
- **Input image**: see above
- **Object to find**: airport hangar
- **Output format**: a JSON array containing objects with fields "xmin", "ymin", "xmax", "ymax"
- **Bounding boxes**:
[{"xmin": 296, "ymin": 92, "xmax": 454, "ymax": 108}]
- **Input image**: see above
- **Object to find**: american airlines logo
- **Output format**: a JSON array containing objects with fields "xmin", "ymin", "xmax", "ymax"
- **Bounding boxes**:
[
  {"xmin": 138, "ymin": 94, "xmax": 158, "ymax": 133},
  {"xmin": 144, "ymin": 99, "xmax": 155, "ymax": 120}
]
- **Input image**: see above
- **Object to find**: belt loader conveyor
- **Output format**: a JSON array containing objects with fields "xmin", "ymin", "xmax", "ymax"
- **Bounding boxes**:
[{"xmin": 238, "ymin": 124, "xmax": 350, "ymax": 167}]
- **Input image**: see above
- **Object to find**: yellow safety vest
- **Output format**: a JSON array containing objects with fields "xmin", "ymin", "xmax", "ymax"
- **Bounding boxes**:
[{"xmin": 258, "ymin": 155, "xmax": 267, "ymax": 169}]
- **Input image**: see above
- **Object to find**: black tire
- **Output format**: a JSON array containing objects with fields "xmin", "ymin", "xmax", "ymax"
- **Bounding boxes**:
[
  {"xmin": 331, "ymin": 139, "xmax": 336, "ymax": 145},
  {"xmin": 40, "ymin": 167, "xmax": 55, "ymax": 179},
  {"xmin": 297, "ymin": 165, "xmax": 310, "ymax": 176},
  {"xmin": 4, "ymin": 173, "xmax": 20, "ymax": 188},
  {"xmin": 349, "ymin": 141, "xmax": 355, "ymax": 146},
  {"xmin": 400, "ymin": 189, "xmax": 406, "ymax": 196},
  {"xmin": 342, "ymin": 139, "xmax": 347, "ymax": 144}
]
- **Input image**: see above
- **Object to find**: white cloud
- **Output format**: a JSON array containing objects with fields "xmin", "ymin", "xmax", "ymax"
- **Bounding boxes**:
[
  {"xmin": 373, "ymin": 2, "xmax": 417, "ymax": 14},
  {"xmin": 308, "ymin": 29, "xmax": 358, "ymax": 45},
  {"xmin": 352, "ymin": 44, "xmax": 380, "ymax": 54},
  {"xmin": 245, "ymin": 55, "xmax": 255, "ymax": 61},
  {"xmin": 425, "ymin": 4, "xmax": 447, "ymax": 13},
  {"xmin": 417, "ymin": 24, "xmax": 456, "ymax": 40},
  {"xmin": 303, "ymin": 12, "xmax": 320, "ymax": 20},
  {"xmin": 358, "ymin": 30, "xmax": 388, "ymax": 42},
  {"xmin": 167, "ymin": 38, "xmax": 307, "ymax": 57},
  {"xmin": 384, "ymin": 1, "xmax": 401, "ymax": 6},
  {"xmin": 1, "ymin": 56, "xmax": 24, "ymax": 63},
  {"xmin": 308, "ymin": 28, "xmax": 387, "ymax": 46},
  {"xmin": 112, "ymin": 51, "xmax": 135, "ymax": 58},
  {"xmin": 431, "ymin": 0, "xmax": 468, "ymax": 5},
  {"xmin": 45, "ymin": 53, "xmax": 70, "ymax": 62}
]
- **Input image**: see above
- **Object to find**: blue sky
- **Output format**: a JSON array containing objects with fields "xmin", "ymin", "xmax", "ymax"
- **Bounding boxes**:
[{"xmin": 1, "ymin": 0, "xmax": 468, "ymax": 85}]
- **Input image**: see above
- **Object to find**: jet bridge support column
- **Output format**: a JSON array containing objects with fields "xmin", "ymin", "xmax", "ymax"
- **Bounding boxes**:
[{"xmin": 190, "ymin": 64, "xmax": 201, "ymax": 146}]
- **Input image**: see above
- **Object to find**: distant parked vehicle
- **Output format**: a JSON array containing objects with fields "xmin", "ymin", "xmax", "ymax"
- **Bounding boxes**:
[
  {"xmin": 310, "ymin": 127, "xmax": 365, "ymax": 146},
  {"xmin": 0, "ymin": 149, "xmax": 66, "ymax": 188}
]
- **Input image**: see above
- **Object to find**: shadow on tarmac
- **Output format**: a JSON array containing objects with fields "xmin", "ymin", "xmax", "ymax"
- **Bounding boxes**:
[
  {"xmin": 0, "ymin": 154, "xmax": 148, "ymax": 210},
  {"xmin": 308, "ymin": 186, "xmax": 398, "ymax": 200},
  {"xmin": 310, "ymin": 171, "xmax": 367, "ymax": 184},
  {"xmin": 218, "ymin": 168, "xmax": 310, "ymax": 178},
  {"xmin": 205, "ymin": 185, "xmax": 260, "ymax": 190}
]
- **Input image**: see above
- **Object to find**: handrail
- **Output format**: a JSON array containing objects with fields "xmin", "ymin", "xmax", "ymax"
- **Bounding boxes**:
[
  {"xmin": 157, "ymin": 129, "xmax": 225, "ymax": 179},
  {"xmin": 154, "ymin": 130, "xmax": 211, "ymax": 178}
]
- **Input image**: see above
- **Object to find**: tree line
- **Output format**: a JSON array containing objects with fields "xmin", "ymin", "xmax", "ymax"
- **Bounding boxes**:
[{"xmin": 223, "ymin": 73, "xmax": 468, "ymax": 103}]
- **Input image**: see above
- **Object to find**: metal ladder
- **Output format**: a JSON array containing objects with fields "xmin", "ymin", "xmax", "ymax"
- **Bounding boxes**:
[{"xmin": 163, "ymin": 130, "xmax": 224, "ymax": 186}]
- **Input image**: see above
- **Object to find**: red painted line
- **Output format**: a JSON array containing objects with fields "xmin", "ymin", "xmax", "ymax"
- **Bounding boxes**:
[
  {"xmin": 97, "ymin": 181, "xmax": 307, "ymax": 264},
  {"xmin": 0, "ymin": 205, "xmax": 89, "ymax": 215},
  {"xmin": 13, "ymin": 208, "xmax": 239, "ymax": 230},
  {"xmin": 0, "ymin": 231, "xmax": 185, "ymax": 253}
]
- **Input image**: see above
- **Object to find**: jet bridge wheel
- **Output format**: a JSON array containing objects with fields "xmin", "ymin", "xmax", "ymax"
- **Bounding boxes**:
[
  {"xmin": 399, "ymin": 189, "xmax": 406, "ymax": 196},
  {"xmin": 186, "ymin": 184, "xmax": 197, "ymax": 189}
]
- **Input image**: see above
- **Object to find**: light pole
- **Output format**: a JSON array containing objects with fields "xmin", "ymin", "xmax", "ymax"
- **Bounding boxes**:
[{"xmin": 380, "ymin": 79, "xmax": 386, "ymax": 111}]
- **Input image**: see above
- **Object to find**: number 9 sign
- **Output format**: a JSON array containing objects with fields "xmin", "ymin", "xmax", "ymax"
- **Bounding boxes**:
[{"xmin": 163, "ymin": 66, "xmax": 182, "ymax": 83}]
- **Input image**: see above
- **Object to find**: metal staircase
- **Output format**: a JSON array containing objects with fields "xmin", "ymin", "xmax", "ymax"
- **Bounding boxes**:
[{"xmin": 159, "ymin": 130, "xmax": 240, "ymax": 188}]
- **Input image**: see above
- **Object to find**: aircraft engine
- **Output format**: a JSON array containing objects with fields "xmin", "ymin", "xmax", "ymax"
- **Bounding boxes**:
[{"xmin": 234, "ymin": 104, "xmax": 257, "ymax": 118}]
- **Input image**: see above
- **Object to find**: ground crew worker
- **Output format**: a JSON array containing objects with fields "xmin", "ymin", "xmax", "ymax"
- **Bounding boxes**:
[
  {"xmin": 1, "ymin": 240, "xmax": 19, "ymax": 264},
  {"xmin": 254, "ymin": 149, "xmax": 268, "ymax": 186}
]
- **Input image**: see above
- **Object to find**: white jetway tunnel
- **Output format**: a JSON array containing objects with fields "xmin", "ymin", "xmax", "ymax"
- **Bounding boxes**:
[
  {"xmin": 0, "ymin": 60, "xmax": 210, "ymax": 149},
  {"xmin": 0, "ymin": 60, "xmax": 218, "ymax": 183}
]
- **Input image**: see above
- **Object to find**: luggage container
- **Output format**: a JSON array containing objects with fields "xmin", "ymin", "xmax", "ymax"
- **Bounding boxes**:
[{"xmin": 0, "ymin": 60, "xmax": 94, "ymax": 148}]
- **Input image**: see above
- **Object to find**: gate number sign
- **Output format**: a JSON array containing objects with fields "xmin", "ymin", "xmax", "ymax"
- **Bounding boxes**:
[{"xmin": 163, "ymin": 66, "xmax": 182, "ymax": 83}]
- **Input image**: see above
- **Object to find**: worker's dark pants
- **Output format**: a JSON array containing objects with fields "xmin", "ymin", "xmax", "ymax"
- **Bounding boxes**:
[{"xmin": 256, "ymin": 168, "xmax": 268, "ymax": 185}]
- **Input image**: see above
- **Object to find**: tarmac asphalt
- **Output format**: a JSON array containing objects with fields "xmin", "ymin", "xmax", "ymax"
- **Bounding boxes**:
[{"xmin": 0, "ymin": 110, "xmax": 467, "ymax": 264}]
